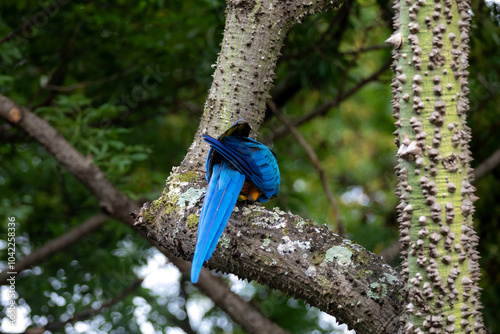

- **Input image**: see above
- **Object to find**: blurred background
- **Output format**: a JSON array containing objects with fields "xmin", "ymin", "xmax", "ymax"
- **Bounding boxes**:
[{"xmin": 0, "ymin": 0, "xmax": 499, "ymax": 333}]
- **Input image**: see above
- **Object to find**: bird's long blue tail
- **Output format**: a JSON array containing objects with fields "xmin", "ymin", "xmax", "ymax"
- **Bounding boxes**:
[{"xmin": 190, "ymin": 161, "xmax": 245, "ymax": 283}]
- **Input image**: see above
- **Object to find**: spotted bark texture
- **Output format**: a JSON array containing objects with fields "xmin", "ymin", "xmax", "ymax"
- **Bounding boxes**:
[
  {"xmin": 133, "ymin": 1, "xmax": 409, "ymax": 332},
  {"xmin": 389, "ymin": 0, "xmax": 486, "ymax": 331},
  {"xmin": 134, "ymin": 168, "xmax": 404, "ymax": 334},
  {"xmin": 185, "ymin": 0, "xmax": 345, "ymax": 169}
]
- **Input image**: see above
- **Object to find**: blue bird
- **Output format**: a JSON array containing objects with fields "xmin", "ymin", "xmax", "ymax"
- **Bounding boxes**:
[{"xmin": 191, "ymin": 121, "xmax": 280, "ymax": 283}]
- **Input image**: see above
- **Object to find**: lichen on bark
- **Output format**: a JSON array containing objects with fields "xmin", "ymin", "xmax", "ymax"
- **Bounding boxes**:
[
  {"xmin": 135, "ymin": 167, "xmax": 405, "ymax": 333},
  {"xmin": 389, "ymin": 0, "xmax": 486, "ymax": 331},
  {"xmin": 135, "ymin": 0, "xmax": 410, "ymax": 332}
]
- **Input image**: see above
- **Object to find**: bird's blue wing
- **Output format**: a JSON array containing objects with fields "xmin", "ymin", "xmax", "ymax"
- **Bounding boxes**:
[
  {"xmin": 191, "ymin": 161, "xmax": 245, "ymax": 283},
  {"xmin": 205, "ymin": 121, "xmax": 251, "ymax": 181},
  {"xmin": 202, "ymin": 134, "xmax": 280, "ymax": 201},
  {"xmin": 191, "ymin": 121, "xmax": 280, "ymax": 284}
]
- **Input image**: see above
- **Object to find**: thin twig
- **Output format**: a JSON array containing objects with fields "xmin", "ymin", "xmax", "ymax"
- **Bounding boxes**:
[
  {"xmin": 0, "ymin": 123, "xmax": 29, "ymax": 142},
  {"xmin": 281, "ymin": 0, "xmax": 353, "ymax": 61},
  {"xmin": 28, "ymin": 18, "xmax": 85, "ymax": 109},
  {"xmin": 378, "ymin": 241, "xmax": 401, "ymax": 264},
  {"xmin": 0, "ymin": 20, "xmax": 34, "ymax": 45},
  {"xmin": 45, "ymin": 67, "xmax": 136, "ymax": 92},
  {"xmin": 281, "ymin": 18, "xmax": 339, "ymax": 60},
  {"xmin": 264, "ymin": 57, "xmax": 392, "ymax": 144},
  {"xmin": 0, "ymin": 214, "xmax": 108, "ymax": 285},
  {"xmin": 267, "ymin": 99, "xmax": 345, "ymax": 236},
  {"xmin": 339, "ymin": 44, "xmax": 391, "ymax": 55},
  {"xmin": 473, "ymin": 147, "xmax": 500, "ymax": 182}
]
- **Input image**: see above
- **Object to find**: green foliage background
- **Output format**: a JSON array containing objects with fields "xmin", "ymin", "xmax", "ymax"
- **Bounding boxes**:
[{"xmin": 0, "ymin": 0, "xmax": 499, "ymax": 332}]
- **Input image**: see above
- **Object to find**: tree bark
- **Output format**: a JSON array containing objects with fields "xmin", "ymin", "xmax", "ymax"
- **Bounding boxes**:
[
  {"xmin": 135, "ymin": 172, "xmax": 405, "ymax": 333},
  {"xmin": 388, "ymin": 0, "xmax": 486, "ymax": 331},
  {"xmin": 0, "ymin": 214, "xmax": 108, "ymax": 284},
  {"xmin": 0, "ymin": 95, "xmax": 290, "ymax": 334},
  {"xmin": 133, "ymin": 1, "xmax": 406, "ymax": 333}
]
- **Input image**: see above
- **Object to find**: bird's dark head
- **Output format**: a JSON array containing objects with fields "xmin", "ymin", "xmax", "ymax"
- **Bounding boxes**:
[{"xmin": 218, "ymin": 120, "xmax": 251, "ymax": 139}]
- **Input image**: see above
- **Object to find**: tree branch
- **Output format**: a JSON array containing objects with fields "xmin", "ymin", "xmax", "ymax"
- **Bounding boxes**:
[
  {"xmin": 281, "ymin": 0, "xmax": 354, "ymax": 61},
  {"xmin": 264, "ymin": 57, "xmax": 392, "ymax": 144},
  {"xmin": 134, "ymin": 169, "xmax": 404, "ymax": 333},
  {"xmin": 0, "ymin": 122, "xmax": 29, "ymax": 143},
  {"xmin": 29, "ymin": 18, "xmax": 84, "ymax": 109},
  {"xmin": 339, "ymin": 44, "xmax": 391, "ymax": 56},
  {"xmin": 0, "ymin": 94, "xmax": 138, "ymax": 223},
  {"xmin": 0, "ymin": 213, "xmax": 108, "ymax": 285},
  {"xmin": 0, "ymin": 93, "xmax": 290, "ymax": 334},
  {"xmin": 44, "ymin": 67, "xmax": 136, "ymax": 92},
  {"xmin": 264, "ymin": 0, "xmax": 354, "ymax": 116},
  {"xmin": 157, "ymin": 242, "xmax": 290, "ymax": 334},
  {"xmin": 267, "ymin": 99, "xmax": 345, "ymax": 236},
  {"xmin": 377, "ymin": 240, "xmax": 401, "ymax": 264},
  {"xmin": 473, "ymin": 148, "xmax": 500, "ymax": 182}
]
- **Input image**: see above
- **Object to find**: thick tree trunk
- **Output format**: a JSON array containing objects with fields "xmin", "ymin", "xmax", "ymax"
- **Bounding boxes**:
[
  {"xmin": 134, "ymin": 0, "xmax": 406, "ymax": 333},
  {"xmin": 389, "ymin": 0, "xmax": 486, "ymax": 331},
  {"xmin": 185, "ymin": 0, "xmax": 346, "ymax": 164}
]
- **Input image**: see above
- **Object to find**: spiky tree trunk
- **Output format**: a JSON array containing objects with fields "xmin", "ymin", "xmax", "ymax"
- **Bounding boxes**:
[
  {"xmin": 134, "ymin": 1, "xmax": 407, "ymax": 333},
  {"xmin": 389, "ymin": 0, "xmax": 486, "ymax": 331}
]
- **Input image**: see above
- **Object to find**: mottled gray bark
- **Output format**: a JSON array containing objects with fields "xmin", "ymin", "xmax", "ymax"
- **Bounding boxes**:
[
  {"xmin": 134, "ymin": 1, "xmax": 406, "ymax": 333},
  {"xmin": 135, "ymin": 169, "xmax": 404, "ymax": 333}
]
